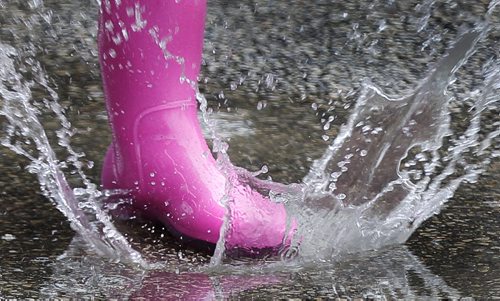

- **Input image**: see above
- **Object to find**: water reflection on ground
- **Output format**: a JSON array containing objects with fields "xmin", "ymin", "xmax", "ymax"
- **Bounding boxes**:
[{"xmin": 39, "ymin": 237, "xmax": 460, "ymax": 299}]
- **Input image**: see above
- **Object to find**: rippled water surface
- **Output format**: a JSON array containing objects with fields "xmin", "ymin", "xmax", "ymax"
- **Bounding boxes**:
[{"xmin": 0, "ymin": 0, "xmax": 499, "ymax": 298}]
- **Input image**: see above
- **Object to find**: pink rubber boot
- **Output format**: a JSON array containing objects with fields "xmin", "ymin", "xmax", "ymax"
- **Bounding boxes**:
[{"xmin": 98, "ymin": 0, "xmax": 289, "ymax": 249}]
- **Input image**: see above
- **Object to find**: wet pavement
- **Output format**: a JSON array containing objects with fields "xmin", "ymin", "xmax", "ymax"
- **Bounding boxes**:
[{"xmin": 0, "ymin": 0, "xmax": 499, "ymax": 298}]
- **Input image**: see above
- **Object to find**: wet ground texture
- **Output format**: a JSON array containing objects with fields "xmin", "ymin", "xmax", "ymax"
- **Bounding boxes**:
[{"xmin": 0, "ymin": 0, "xmax": 499, "ymax": 298}]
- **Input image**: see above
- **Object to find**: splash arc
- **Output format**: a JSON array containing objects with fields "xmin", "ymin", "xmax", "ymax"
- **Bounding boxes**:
[{"xmin": 98, "ymin": 0, "xmax": 289, "ymax": 249}]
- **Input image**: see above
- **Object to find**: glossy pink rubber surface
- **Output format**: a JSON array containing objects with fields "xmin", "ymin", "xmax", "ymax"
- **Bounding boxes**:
[{"xmin": 99, "ymin": 0, "xmax": 289, "ymax": 249}]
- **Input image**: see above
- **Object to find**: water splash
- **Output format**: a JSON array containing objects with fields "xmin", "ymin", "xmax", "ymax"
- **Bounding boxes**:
[
  {"xmin": 0, "ymin": 0, "xmax": 498, "ymax": 270},
  {"xmin": 40, "ymin": 242, "xmax": 462, "ymax": 299},
  {"xmin": 286, "ymin": 23, "xmax": 499, "ymax": 259},
  {"xmin": 0, "ymin": 8, "xmax": 148, "ymax": 267}
]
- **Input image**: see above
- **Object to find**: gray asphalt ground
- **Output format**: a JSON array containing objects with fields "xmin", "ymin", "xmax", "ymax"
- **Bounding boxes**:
[{"xmin": 0, "ymin": 0, "xmax": 498, "ymax": 298}]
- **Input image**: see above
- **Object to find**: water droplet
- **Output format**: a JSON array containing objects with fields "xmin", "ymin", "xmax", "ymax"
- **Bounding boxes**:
[
  {"xmin": 218, "ymin": 90, "xmax": 225, "ymax": 99},
  {"xmin": 179, "ymin": 75, "xmax": 186, "ymax": 84},
  {"xmin": 112, "ymin": 34, "xmax": 122, "ymax": 45},
  {"xmin": 360, "ymin": 150, "xmax": 368, "ymax": 157},
  {"xmin": 104, "ymin": 20, "xmax": 114, "ymax": 32},
  {"xmin": 108, "ymin": 48, "xmax": 117, "ymax": 58},
  {"xmin": 121, "ymin": 28, "xmax": 129, "ymax": 41},
  {"xmin": 265, "ymin": 73, "xmax": 275, "ymax": 89},
  {"xmin": 2, "ymin": 234, "xmax": 16, "ymax": 241},
  {"xmin": 73, "ymin": 188, "xmax": 87, "ymax": 196},
  {"xmin": 377, "ymin": 19, "xmax": 387, "ymax": 32},
  {"xmin": 131, "ymin": 3, "xmax": 147, "ymax": 32}
]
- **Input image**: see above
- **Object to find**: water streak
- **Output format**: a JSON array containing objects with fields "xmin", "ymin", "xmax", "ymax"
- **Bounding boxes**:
[
  {"xmin": 289, "ymin": 22, "xmax": 499, "ymax": 259},
  {"xmin": 0, "ymin": 10, "xmax": 148, "ymax": 267}
]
